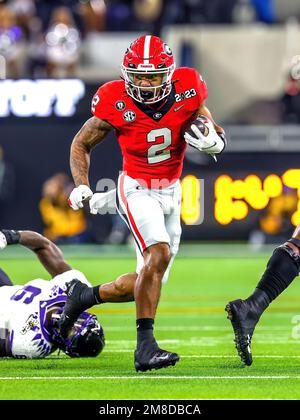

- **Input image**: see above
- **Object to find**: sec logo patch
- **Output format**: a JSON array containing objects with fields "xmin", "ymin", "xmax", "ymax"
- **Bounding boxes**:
[{"xmin": 123, "ymin": 110, "xmax": 136, "ymax": 122}]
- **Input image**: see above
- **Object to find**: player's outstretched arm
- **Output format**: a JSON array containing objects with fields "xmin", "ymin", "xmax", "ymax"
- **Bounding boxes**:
[
  {"xmin": 0, "ymin": 229, "xmax": 71, "ymax": 277},
  {"xmin": 70, "ymin": 116, "xmax": 113, "ymax": 187}
]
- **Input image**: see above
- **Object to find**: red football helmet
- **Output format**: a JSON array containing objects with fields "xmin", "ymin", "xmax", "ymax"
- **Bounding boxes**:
[{"xmin": 121, "ymin": 35, "xmax": 176, "ymax": 104}]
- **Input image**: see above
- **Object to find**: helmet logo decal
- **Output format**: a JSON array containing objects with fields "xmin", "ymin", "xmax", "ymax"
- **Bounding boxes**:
[
  {"xmin": 164, "ymin": 43, "xmax": 172, "ymax": 56},
  {"xmin": 123, "ymin": 110, "xmax": 136, "ymax": 122}
]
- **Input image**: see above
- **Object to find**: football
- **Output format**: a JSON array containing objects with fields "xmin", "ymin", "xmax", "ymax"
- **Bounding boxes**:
[{"xmin": 182, "ymin": 114, "xmax": 210, "ymax": 138}]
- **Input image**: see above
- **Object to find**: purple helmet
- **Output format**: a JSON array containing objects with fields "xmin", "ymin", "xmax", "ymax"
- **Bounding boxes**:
[{"xmin": 52, "ymin": 311, "xmax": 105, "ymax": 357}]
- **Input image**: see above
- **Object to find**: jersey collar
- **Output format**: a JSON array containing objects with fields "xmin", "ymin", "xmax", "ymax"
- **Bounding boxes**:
[{"xmin": 132, "ymin": 84, "xmax": 176, "ymax": 122}]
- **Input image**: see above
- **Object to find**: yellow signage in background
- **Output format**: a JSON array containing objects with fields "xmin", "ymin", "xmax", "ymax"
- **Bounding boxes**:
[
  {"xmin": 282, "ymin": 169, "xmax": 300, "ymax": 226},
  {"xmin": 215, "ymin": 170, "xmax": 300, "ymax": 226},
  {"xmin": 181, "ymin": 175, "xmax": 202, "ymax": 225}
]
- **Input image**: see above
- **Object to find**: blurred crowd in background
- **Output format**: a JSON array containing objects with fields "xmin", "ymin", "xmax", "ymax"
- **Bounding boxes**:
[
  {"xmin": 1, "ymin": 0, "xmax": 300, "ymax": 245},
  {"xmin": 1, "ymin": 0, "xmax": 300, "ymax": 120},
  {"xmin": 0, "ymin": 0, "xmax": 294, "ymax": 78}
]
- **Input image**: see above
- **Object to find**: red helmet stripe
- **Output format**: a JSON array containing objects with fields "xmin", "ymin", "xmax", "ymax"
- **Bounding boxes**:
[{"xmin": 143, "ymin": 35, "xmax": 152, "ymax": 64}]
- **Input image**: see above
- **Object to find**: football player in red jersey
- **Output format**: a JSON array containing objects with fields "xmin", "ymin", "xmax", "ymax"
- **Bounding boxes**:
[{"xmin": 59, "ymin": 35, "xmax": 227, "ymax": 371}]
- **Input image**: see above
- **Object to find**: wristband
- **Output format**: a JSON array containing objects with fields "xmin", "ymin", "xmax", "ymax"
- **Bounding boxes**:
[{"xmin": 1, "ymin": 230, "xmax": 21, "ymax": 245}]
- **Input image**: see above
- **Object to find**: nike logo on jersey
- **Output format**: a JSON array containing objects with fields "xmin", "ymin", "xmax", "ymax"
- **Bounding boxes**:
[{"xmin": 174, "ymin": 105, "xmax": 184, "ymax": 112}]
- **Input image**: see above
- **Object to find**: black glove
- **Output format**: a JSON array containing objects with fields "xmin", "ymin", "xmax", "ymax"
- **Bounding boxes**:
[{"xmin": 0, "ymin": 230, "xmax": 21, "ymax": 245}]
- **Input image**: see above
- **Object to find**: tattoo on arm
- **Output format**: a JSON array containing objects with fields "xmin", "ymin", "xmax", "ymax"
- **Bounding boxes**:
[{"xmin": 70, "ymin": 117, "xmax": 113, "ymax": 187}]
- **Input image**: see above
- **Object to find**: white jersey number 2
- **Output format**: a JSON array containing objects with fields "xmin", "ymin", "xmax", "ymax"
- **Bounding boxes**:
[
  {"xmin": 91, "ymin": 94, "xmax": 100, "ymax": 113},
  {"xmin": 147, "ymin": 128, "xmax": 171, "ymax": 164}
]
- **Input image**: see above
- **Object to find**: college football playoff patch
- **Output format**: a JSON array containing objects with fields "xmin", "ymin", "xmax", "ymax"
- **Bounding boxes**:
[{"xmin": 115, "ymin": 100, "xmax": 126, "ymax": 111}]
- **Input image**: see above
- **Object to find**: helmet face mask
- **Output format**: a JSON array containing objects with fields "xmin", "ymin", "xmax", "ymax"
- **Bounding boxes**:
[
  {"xmin": 122, "ymin": 36, "xmax": 176, "ymax": 104},
  {"xmin": 52, "ymin": 311, "xmax": 105, "ymax": 358},
  {"xmin": 122, "ymin": 66, "xmax": 175, "ymax": 104}
]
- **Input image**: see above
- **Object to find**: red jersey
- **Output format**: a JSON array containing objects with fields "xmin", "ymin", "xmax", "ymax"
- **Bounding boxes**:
[{"xmin": 91, "ymin": 67, "xmax": 208, "ymax": 188}]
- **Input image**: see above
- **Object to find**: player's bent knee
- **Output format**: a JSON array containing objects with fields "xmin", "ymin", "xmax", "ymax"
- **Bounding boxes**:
[
  {"xmin": 144, "ymin": 243, "xmax": 171, "ymax": 273},
  {"xmin": 152, "ymin": 243, "xmax": 172, "ymax": 268}
]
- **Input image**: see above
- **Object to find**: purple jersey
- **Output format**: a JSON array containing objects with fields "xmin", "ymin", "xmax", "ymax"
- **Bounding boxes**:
[{"xmin": 0, "ymin": 270, "xmax": 90, "ymax": 358}]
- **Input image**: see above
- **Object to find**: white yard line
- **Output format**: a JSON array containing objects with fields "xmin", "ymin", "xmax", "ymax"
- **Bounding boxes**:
[
  {"xmin": 104, "ymin": 351, "xmax": 300, "ymax": 358},
  {"xmin": 181, "ymin": 355, "xmax": 300, "ymax": 358},
  {"xmin": 104, "ymin": 326, "xmax": 289, "ymax": 332},
  {"xmin": 105, "ymin": 338, "xmax": 300, "ymax": 347},
  {"xmin": 0, "ymin": 376, "xmax": 300, "ymax": 380}
]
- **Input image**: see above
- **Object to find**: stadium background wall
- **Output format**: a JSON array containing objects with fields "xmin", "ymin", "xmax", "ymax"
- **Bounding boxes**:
[{"xmin": 1, "ymin": 83, "xmax": 299, "ymax": 241}]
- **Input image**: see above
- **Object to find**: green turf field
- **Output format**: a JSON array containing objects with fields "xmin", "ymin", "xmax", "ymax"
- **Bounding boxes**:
[{"xmin": 1, "ymin": 252, "xmax": 300, "ymax": 400}]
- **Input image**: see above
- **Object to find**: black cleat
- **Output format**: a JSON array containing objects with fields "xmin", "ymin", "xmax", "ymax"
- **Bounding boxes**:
[
  {"xmin": 135, "ymin": 347, "xmax": 180, "ymax": 372},
  {"xmin": 59, "ymin": 279, "xmax": 91, "ymax": 338},
  {"xmin": 225, "ymin": 299, "xmax": 260, "ymax": 366}
]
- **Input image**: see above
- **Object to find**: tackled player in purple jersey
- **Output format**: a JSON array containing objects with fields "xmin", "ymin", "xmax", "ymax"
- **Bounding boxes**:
[{"xmin": 0, "ymin": 229, "xmax": 104, "ymax": 359}]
